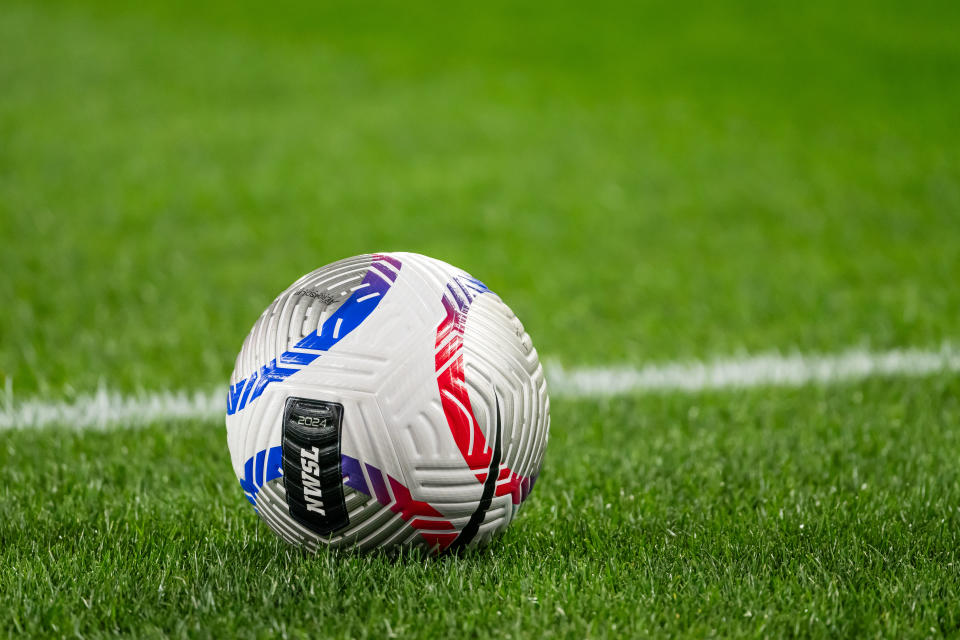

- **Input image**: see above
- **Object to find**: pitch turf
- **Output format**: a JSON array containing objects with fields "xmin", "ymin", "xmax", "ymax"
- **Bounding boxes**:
[{"xmin": 2, "ymin": 0, "xmax": 960, "ymax": 637}]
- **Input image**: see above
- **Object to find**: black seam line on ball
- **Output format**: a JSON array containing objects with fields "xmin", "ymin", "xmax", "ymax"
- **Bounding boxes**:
[{"xmin": 446, "ymin": 394, "xmax": 502, "ymax": 553}]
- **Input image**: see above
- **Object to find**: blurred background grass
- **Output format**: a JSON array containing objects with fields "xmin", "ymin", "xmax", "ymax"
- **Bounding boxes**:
[{"xmin": 1, "ymin": 0, "xmax": 959, "ymax": 395}]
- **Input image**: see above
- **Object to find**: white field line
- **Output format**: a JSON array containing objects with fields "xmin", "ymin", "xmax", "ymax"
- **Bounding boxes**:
[
  {"xmin": 1, "ymin": 345, "xmax": 959, "ymax": 430},
  {"xmin": 0, "ymin": 386, "xmax": 224, "ymax": 431},
  {"xmin": 548, "ymin": 344, "xmax": 960, "ymax": 397}
]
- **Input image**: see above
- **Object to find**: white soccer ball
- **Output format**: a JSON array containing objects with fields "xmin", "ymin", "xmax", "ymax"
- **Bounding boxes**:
[{"xmin": 225, "ymin": 252, "xmax": 550, "ymax": 553}]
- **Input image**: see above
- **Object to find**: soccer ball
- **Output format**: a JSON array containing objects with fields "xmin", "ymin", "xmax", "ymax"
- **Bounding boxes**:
[{"xmin": 225, "ymin": 252, "xmax": 550, "ymax": 553}]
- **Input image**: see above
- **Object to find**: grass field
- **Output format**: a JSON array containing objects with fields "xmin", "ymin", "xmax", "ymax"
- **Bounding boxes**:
[{"xmin": 2, "ymin": 0, "xmax": 960, "ymax": 637}]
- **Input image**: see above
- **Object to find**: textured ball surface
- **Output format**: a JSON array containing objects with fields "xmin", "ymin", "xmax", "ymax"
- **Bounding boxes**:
[{"xmin": 225, "ymin": 252, "xmax": 550, "ymax": 553}]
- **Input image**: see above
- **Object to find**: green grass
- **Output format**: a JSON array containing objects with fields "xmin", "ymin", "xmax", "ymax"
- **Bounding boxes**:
[
  {"xmin": 3, "ymin": 378, "xmax": 960, "ymax": 637},
  {"xmin": 2, "ymin": 0, "xmax": 960, "ymax": 636},
  {"xmin": 2, "ymin": 0, "xmax": 959, "ymax": 394}
]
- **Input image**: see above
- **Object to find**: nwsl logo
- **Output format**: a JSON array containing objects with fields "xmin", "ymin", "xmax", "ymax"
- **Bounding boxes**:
[{"xmin": 299, "ymin": 445, "xmax": 327, "ymax": 514}]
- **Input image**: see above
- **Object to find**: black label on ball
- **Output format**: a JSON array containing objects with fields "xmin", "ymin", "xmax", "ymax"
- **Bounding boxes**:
[{"xmin": 281, "ymin": 397, "xmax": 349, "ymax": 535}]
